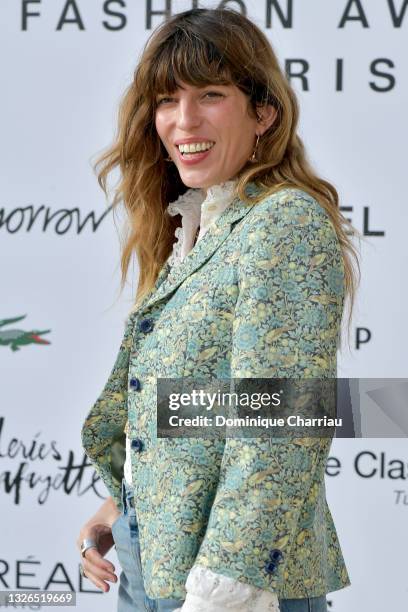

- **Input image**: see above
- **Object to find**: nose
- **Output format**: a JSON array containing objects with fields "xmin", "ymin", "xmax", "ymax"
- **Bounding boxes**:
[{"xmin": 175, "ymin": 99, "xmax": 202, "ymax": 131}]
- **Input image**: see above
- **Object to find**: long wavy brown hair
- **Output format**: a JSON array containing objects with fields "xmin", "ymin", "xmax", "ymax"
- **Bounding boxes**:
[{"xmin": 94, "ymin": 7, "xmax": 360, "ymax": 345}]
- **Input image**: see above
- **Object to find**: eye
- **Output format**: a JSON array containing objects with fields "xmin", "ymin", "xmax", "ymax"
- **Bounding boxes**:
[
  {"xmin": 204, "ymin": 91, "xmax": 223, "ymax": 99},
  {"xmin": 156, "ymin": 96, "xmax": 173, "ymax": 105},
  {"xmin": 156, "ymin": 91, "xmax": 224, "ymax": 105}
]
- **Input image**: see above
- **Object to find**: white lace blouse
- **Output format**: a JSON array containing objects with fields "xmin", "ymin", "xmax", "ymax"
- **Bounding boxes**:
[{"xmin": 123, "ymin": 179, "xmax": 280, "ymax": 612}]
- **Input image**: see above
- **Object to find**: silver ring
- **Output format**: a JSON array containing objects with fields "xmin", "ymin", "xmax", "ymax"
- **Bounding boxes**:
[
  {"xmin": 80, "ymin": 538, "xmax": 97, "ymax": 558},
  {"xmin": 79, "ymin": 564, "xmax": 87, "ymax": 578}
]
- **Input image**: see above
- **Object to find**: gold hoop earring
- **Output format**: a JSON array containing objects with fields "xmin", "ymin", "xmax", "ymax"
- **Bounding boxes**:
[{"xmin": 250, "ymin": 134, "xmax": 260, "ymax": 163}]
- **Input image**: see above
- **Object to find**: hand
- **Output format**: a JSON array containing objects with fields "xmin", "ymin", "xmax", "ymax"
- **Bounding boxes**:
[
  {"xmin": 77, "ymin": 523, "xmax": 117, "ymax": 592},
  {"xmin": 76, "ymin": 497, "xmax": 121, "ymax": 592}
]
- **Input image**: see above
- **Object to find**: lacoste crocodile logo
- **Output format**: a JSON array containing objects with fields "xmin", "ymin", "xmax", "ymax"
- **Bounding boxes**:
[{"xmin": 0, "ymin": 315, "xmax": 51, "ymax": 351}]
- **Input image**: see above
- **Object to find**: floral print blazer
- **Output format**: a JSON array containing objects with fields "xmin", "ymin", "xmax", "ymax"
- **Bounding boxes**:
[{"xmin": 81, "ymin": 183, "xmax": 351, "ymax": 600}]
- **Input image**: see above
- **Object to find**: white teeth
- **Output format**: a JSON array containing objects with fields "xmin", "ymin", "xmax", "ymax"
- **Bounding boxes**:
[{"xmin": 177, "ymin": 141, "xmax": 215, "ymax": 153}]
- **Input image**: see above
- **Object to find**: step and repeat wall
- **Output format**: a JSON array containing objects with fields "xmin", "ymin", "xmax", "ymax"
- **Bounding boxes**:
[{"xmin": 1, "ymin": 1, "xmax": 407, "ymax": 610}]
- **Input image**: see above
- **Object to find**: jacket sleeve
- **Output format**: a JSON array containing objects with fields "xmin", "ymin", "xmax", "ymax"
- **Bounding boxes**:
[
  {"xmin": 80, "ymin": 313, "xmax": 136, "ymax": 508},
  {"xmin": 191, "ymin": 191, "xmax": 345, "ymax": 592}
]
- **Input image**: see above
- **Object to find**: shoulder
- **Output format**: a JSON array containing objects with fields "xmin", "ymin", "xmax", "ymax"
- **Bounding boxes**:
[
  {"xmin": 248, "ymin": 187, "xmax": 330, "ymax": 223},
  {"xmin": 235, "ymin": 187, "xmax": 342, "ymax": 275},
  {"xmin": 239, "ymin": 187, "xmax": 338, "ymax": 243}
]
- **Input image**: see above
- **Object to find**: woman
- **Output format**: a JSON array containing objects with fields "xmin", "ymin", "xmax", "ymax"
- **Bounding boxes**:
[{"xmin": 78, "ymin": 7, "xmax": 359, "ymax": 612}]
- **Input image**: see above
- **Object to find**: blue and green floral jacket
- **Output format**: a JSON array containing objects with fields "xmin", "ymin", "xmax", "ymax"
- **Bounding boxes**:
[{"xmin": 81, "ymin": 184, "xmax": 351, "ymax": 600}]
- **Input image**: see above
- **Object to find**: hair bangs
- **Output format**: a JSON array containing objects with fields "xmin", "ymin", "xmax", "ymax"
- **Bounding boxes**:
[{"xmin": 150, "ymin": 31, "xmax": 235, "ymax": 98}]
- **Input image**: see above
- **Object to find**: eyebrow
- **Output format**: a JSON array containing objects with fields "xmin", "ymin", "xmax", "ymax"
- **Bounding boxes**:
[{"xmin": 157, "ymin": 84, "xmax": 226, "ymax": 95}]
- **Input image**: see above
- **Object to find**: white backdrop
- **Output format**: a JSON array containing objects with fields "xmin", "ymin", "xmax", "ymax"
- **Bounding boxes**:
[{"xmin": 1, "ymin": 1, "xmax": 407, "ymax": 610}]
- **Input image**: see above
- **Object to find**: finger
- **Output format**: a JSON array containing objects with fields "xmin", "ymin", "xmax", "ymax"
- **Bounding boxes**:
[
  {"xmin": 84, "ymin": 564, "xmax": 118, "ymax": 584},
  {"xmin": 83, "ymin": 558, "xmax": 118, "ymax": 583},
  {"xmin": 82, "ymin": 568, "xmax": 111, "ymax": 592},
  {"xmin": 84, "ymin": 547, "xmax": 116, "ymax": 574}
]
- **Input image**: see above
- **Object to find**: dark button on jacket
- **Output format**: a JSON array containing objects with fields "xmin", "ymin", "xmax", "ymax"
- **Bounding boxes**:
[
  {"xmin": 269, "ymin": 549, "xmax": 284, "ymax": 563},
  {"xmin": 139, "ymin": 318, "xmax": 154, "ymax": 333},
  {"xmin": 264, "ymin": 561, "xmax": 278, "ymax": 574},
  {"xmin": 131, "ymin": 438, "xmax": 144, "ymax": 452},
  {"xmin": 129, "ymin": 377, "xmax": 141, "ymax": 390}
]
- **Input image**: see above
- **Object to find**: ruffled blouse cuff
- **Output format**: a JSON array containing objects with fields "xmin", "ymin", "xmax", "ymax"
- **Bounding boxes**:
[{"xmin": 173, "ymin": 565, "xmax": 280, "ymax": 612}]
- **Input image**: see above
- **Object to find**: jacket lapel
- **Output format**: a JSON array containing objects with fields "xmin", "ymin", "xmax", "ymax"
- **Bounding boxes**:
[{"xmin": 140, "ymin": 182, "xmax": 261, "ymax": 313}]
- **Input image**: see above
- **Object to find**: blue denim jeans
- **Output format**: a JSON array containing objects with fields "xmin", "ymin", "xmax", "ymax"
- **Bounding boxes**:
[
  {"xmin": 112, "ymin": 477, "xmax": 184, "ymax": 611},
  {"xmin": 112, "ymin": 478, "xmax": 328, "ymax": 612}
]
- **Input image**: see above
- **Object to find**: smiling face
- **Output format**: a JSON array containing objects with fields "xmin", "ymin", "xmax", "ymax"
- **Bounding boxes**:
[{"xmin": 154, "ymin": 80, "xmax": 264, "ymax": 192}]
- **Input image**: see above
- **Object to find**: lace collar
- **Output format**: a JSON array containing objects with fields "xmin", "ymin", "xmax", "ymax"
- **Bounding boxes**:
[{"xmin": 167, "ymin": 180, "xmax": 237, "ymax": 266}]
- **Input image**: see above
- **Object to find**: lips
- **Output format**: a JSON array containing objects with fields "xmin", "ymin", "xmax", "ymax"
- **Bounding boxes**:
[{"xmin": 175, "ymin": 143, "xmax": 215, "ymax": 165}]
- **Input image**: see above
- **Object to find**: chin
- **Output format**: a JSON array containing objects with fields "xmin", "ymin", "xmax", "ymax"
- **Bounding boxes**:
[
  {"xmin": 180, "ymin": 177, "xmax": 207, "ymax": 189},
  {"xmin": 182, "ymin": 174, "xmax": 220, "ymax": 187}
]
